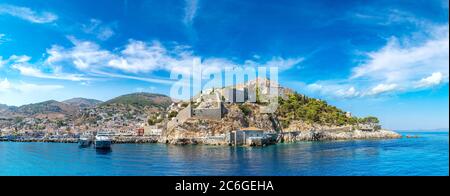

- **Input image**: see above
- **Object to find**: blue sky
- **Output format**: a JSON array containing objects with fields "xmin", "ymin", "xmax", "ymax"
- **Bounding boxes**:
[{"xmin": 0, "ymin": 0, "xmax": 448, "ymax": 130}]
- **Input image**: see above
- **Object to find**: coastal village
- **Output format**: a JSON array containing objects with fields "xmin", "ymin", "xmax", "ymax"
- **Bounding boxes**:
[{"xmin": 0, "ymin": 78, "xmax": 401, "ymax": 147}]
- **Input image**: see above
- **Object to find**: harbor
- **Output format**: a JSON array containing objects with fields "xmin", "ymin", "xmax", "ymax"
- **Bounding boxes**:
[
  {"xmin": 0, "ymin": 124, "xmax": 402, "ymax": 147},
  {"xmin": 0, "ymin": 134, "xmax": 160, "ymax": 144}
]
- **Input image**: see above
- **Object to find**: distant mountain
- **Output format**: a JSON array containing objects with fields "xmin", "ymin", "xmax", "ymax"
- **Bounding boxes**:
[
  {"xmin": 0, "ymin": 104, "xmax": 16, "ymax": 118},
  {"xmin": 16, "ymin": 100, "xmax": 77, "ymax": 116},
  {"xmin": 0, "ymin": 93, "xmax": 172, "ymax": 120},
  {"xmin": 102, "ymin": 93, "xmax": 172, "ymax": 108},
  {"xmin": 0, "ymin": 98, "xmax": 100, "ymax": 118},
  {"xmin": 63, "ymin": 98, "xmax": 103, "ymax": 108},
  {"xmin": 1, "ymin": 93, "xmax": 174, "ymax": 131},
  {"xmin": 0, "ymin": 104, "xmax": 9, "ymax": 111}
]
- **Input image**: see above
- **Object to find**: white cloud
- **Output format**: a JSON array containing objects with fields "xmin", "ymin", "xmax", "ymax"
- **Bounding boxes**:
[
  {"xmin": 89, "ymin": 70, "xmax": 176, "ymax": 85},
  {"xmin": 368, "ymin": 83, "xmax": 398, "ymax": 96},
  {"xmin": 351, "ymin": 29, "xmax": 449, "ymax": 84},
  {"xmin": 0, "ymin": 33, "xmax": 8, "ymax": 44},
  {"xmin": 0, "ymin": 78, "xmax": 63, "ymax": 93},
  {"xmin": 351, "ymin": 25, "xmax": 449, "ymax": 90},
  {"xmin": 244, "ymin": 57, "xmax": 304, "ymax": 71},
  {"xmin": 82, "ymin": 19, "xmax": 115, "ymax": 41},
  {"xmin": 12, "ymin": 64, "xmax": 90, "ymax": 81},
  {"xmin": 0, "ymin": 55, "xmax": 30, "ymax": 68},
  {"xmin": 0, "ymin": 4, "xmax": 57, "ymax": 23},
  {"xmin": 265, "ymin": 57, "xmax": 304, "ymax": 71},
  {"xmin": 336, "ymin": 87, "xmax": 360, "ymax": 98},
  {"xmin": 8, "ymin": 55, "xmax": 31, "ymax": 63},
  {"xmin": 306, "ymin": 82, "xmax": 399, "ymax": 98},
  {"xmin": 15, "ymin": 82, "xmax": 63, "ymax": 92},
  {"xmin": 306, "ymin": 82, "xmax": 361, "ymax": 99},
  {"xmin": 351, "ymin": 8, "xmax": 429, "ymax": 27},
  {"xmin": 0, "ymin": 78, "xmax": 12, "ymax": 91},
  {"xmin": 0, "ymin": 56, "xmax": 6, "ymax": 68},
  {"xmin": 307, "ymin": 24, "xmax": 449, "ymax": 99},
  {"xmin": 415, "ymin": 72, "xmax": 445, "ymax": 88},
  {"xmin": 46, "ymin": 36, "xmax": 113, "ymax": 70},
  {"xmin": 44, "ymin": 37, "xmax": 304, "ymax": 83},
  {"xmin": 0, "ymin": 54, "xmax": 92, "ymax": 82},
  {"xmin": 107, "ymin": 40, "xmax": 180, "ymax": 73},
  {"xmin": 183, "ymin": 0, "xmax": 199, "ymax": 26}
]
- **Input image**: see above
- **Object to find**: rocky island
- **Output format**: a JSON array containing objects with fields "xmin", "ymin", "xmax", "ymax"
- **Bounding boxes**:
[
  {"xmin": 159, "ymin": 78, "xmax": 401, "ymax": 145},
  {"xmin": 0, "ymin": 78, "xmax": 401, "ymax": 146}
]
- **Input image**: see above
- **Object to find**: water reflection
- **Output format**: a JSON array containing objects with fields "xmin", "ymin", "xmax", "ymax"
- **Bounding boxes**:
[{"xmin": 96, "ymin": 148, "xmax": 112, "ymax": 155}]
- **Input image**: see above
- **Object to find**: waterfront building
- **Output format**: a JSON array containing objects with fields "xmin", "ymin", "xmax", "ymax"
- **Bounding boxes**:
[
  {"xmin": 228, "ymin": 127, "xmax": 266, "ymax": 146},
  {"xmin": 136, "ymin": 128, "xmax": 144, "ymax": 136},
  {"xmin": 144, "ymin": 125, "xmax": 163, "ymax": 136}
]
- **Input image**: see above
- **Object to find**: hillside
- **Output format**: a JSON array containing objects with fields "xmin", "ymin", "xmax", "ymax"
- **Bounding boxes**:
[
  {"xmin": 63, "ymin": 98, "xmax": 103, "ymax": 108},
  {"xmin": 16, "ymin": 100, "xmax": 77, "ymax": 116},
  {"xmin": 102, "ymin": 93, "xmax": 172, "ymax": 108},
  {"xmin": 0, "ymin": 104, "xmax": 13, "ymax": 113},
  {"xmin": 70, "ymin": 93, "xmax": 172, "ymax": 131},
  {"xmin": 277, "ymin": 93, "xmax": 355, "ymax": 128},
  {"xmin": 0, "ymin": 93, "xmax": 173, "ymax": 132},
  {"xmin": 0, "ymin": 104, "xmax": 17, "ymax": 119}
]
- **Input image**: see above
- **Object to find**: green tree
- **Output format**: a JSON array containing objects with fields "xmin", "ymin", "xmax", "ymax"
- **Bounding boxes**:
[
  {"xmin": 168, "ymin": 111, "xmax": 178, "ymax": 118},
  {"xmin": 56, "ymin": 120, "xmax": 66, "ymax": 128},
  {"xmin": 275, "ymin": 92, "xmax": 377, "ymax": 127},
  {"xmin": 239, "ymin": 104, "xmax": 252, "ymax": 116},
  {"xmin": 148, "ymin": 118, "xmax": 155, "ymax": 125}
]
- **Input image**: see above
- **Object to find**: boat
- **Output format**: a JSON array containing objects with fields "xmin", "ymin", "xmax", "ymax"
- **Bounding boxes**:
[
  {"xmin": 78, "ymin": 133, "xmax": 93, "ymax": 147},
  {"xmin": 94, "ymin": 131, "xmax": 113, "ymax": 149}
]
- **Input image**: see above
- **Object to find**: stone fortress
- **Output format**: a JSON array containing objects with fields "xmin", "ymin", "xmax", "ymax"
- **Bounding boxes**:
[
  {"xmin": 160, "ymin": 77, "xmax": 400, "ymax": 146},
  {"xmin": 166, "ymin": 78, "xmax": 287, "ymax": 130}
]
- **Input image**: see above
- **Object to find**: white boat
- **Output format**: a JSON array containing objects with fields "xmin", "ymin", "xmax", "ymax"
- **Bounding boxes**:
[
  {"xmin": 78, "ymin": 133, "xmax": 93, "ymax": 147},
  {"xmin": 94, "ymin": 131, "xmax": 112, "ymax": 149}
]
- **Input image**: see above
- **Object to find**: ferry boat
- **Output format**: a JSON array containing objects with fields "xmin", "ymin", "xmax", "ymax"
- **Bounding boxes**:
[
  {"xmin": 94, "ymin": 131, "xmax": 113, "ymax": 149},
  {"xmin": 78, "ymin": 133, "xmax": 93, "ymax": 147}
]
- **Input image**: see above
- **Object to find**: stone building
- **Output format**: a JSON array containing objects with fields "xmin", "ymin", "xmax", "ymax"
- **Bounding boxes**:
[
  {"xmin": 144, "ymin": 125, "xmax": 163, "ymax": 136},
  {"xmin": 228, "ymin": 127, "xmax": 266, "ymax": 146}
]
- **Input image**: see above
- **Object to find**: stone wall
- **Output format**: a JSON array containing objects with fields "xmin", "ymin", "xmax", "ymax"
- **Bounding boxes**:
[
  {"xmin": 223, "ymin": 88, "xmax": 246, "ymax": 103},
  {"xmin": 281, "ymin": 129, "xmax": 401, "ymax": 142},
  {"xmin": 192, "ymin": 107, "xmax": 222, "ymax": 120},
  {"xmin": 176, "ymin": 105, "xmax": 192, "ymax": 123},
  {"xmin": 203, "ymin": 134, "xmax": 227, "ymax": 145},
  {"xmin": 229, "ymin": 131, "xmax": 245, "ymax": 146}
]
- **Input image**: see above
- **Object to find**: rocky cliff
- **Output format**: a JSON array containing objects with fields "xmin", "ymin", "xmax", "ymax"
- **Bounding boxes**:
[{"xmin": 162, "ymin": 103, "xmax": 279, "ymax": 144}]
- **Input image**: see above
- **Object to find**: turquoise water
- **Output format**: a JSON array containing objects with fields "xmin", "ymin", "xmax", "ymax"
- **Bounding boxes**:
[{"xmin": 0, "ymin": 131, "xmax": 448, "ymax": 176}]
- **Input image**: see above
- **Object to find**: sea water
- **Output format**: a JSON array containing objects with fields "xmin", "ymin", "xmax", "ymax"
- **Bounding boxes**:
[{"xmin": 0, "ymin": 131, "xmax": 448, "ymax": 176}]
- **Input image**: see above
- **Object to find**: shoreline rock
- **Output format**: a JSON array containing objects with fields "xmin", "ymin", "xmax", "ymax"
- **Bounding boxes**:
[
  {"xmin": 112, "ymin": 136, "xmax": 158, "ymax": 144},
  {"xmin": 1, "ymin": 130, "xmax": 402, "ymax": 145},
  {"xmin": 281, "ymin": 129, "xmax": 402, "ymax": 142}
]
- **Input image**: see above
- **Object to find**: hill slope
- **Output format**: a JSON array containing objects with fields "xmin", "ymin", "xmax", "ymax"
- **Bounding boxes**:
[
  {"xmin": 63, "ymin": 98, "xmax": 103, "ymax": 108},
  {"xmin": 1, "ymin": 93, "xmax": 174, "ymax": 132},
  {"xmin": 102, "ymin": 93, "xmax": 172, "ymax": 108},
  {"xmin": 16, "ymin": 100, "xmax": 77, "ymax": 116}
]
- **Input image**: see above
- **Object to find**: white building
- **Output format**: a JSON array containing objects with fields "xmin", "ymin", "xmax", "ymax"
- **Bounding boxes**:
[
  {"xmin": 144, "ymin": 125, "xmax": 163, "ymax": 136},
  {"xmin": 228, "ymin": 127, "xmax": 266, "ymax": 146}
]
